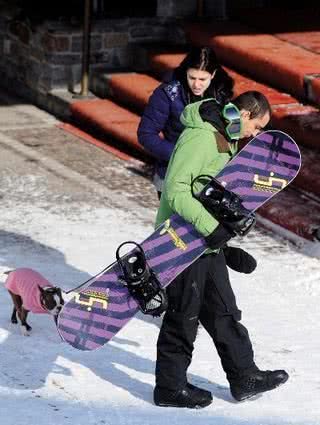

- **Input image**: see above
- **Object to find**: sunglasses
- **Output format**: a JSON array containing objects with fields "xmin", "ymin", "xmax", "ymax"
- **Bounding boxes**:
[{"xmin": 222, "ymin": 102, "xmax": 242, "ymax": 141}]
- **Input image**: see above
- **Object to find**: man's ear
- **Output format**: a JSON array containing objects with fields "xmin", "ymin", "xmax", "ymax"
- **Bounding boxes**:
[{"xmin": 240, "ymin": 109, "xmax": 250, "ymax": 119}]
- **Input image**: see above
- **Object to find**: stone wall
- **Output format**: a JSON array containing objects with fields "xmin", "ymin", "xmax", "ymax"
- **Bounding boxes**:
[
  {"xmin": 0, "ymin": 0, "xmax": 264, "ymax": 110},
  {"xmin": 0, "ymin": 13, "xmax": 186, "ymax": 96}
]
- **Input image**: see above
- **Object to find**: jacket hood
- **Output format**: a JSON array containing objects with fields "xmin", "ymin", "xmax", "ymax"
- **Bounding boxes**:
[
  {"xmin": 180, "ymin": 99, "xmax": 216, "ymax": 132},
  {"xmin": 180, "ymin": 98, "xmax": 231, "ymax": 141}
]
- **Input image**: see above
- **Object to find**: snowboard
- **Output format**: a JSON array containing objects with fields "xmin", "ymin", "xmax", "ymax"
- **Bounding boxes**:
[{"xmin": 57, "ymin": 130, "xmax": 301, "ymax": 351}]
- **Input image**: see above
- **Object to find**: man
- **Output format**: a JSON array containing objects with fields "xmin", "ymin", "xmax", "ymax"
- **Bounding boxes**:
[{"xmin": 153, "ymin": 91, "xmax": 289, "ymax": 409}]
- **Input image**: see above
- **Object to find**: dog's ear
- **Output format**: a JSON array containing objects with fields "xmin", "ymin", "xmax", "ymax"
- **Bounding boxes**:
[
  {"xmin": 54, "ymin": 287, "xmax": 65, "ymax": 304},
  {"xmin": 48, "ymin": 287, "xmax": 61, "ymax": 295},
  {"xmin": 53, "ymin": 287, "xmax": 64, "ymax": 295}
]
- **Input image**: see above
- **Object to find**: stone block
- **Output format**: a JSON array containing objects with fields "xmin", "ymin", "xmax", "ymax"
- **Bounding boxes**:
[
  {"xmin": 44, "ymin": 53, "xmax": 81, "ymax": 66},
  {"xmin": 41, "ymin": 33, "xmax": 70, "ymax": 52},
  {"xmin": 71, "ymin": 35, "xmax": 102, "ymax": 53},
  {"xmin": 65, "ymin": 64, "xmax": 82, "ymax": 92},
  {"xmin": 8, "ymin": 20, "xmax": 30, "ymax": 45},
  {"xmin": 104, "ymin": 32, "xmax": 129, "ymax": 48},
  {"xmin": 112, "ymin": 46, "xmax": 132, "ymax": 69},
  {"xmin": 90, "ymin": 50, "xmax": 111, "ymax": 65}
]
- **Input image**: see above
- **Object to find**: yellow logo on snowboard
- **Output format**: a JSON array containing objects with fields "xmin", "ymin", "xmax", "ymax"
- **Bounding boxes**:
[
  {"xmin": 253, "ymin": 172, "xmax": 288, "ymax": 193},
  {"xmin": 159, "ymin": 219, "xmax": 187, "ymax": 251},
  {"xmin": 73, "ymin": 289, "xmax": 109, "ymax": 311}
]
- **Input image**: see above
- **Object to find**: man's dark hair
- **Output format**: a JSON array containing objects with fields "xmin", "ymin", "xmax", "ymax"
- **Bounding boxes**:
[{"xmin": 233, "ymin": 91, "xmax": 271, "ymax": 119}]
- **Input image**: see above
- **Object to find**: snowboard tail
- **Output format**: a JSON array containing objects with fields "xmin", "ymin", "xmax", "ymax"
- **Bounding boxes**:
[{"xmin": 58, "ymin": 215, "xmax": 207, "ymax": 351}]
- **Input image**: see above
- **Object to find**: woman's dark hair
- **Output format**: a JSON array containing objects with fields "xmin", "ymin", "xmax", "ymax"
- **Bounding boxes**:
[
  {"xmin": 232, "ymin": 91, "xmax": 272, "ymax": 118},
  {"xmin": 173, "ymin": 46, "xmax": 234, "ymax": 105}
]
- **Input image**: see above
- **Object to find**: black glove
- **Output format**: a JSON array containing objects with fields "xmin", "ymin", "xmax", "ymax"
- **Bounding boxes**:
[
  {"xmin": 223, "ymin": 246, "xmax": 257, "ymax": 274},
  {"xmin": 205, "ymin": 224, "xmax": 234, "ymax": 250}
]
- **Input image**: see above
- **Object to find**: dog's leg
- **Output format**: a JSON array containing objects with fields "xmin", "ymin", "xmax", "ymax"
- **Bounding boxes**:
[
  {"xmin": 8, "ymin": 291, "xmax": 20, "ymax": 324},
  {"xmin": 8, "ymin": 291, "xmax": 31, "ymax": 335},
  {"xmin": 11, "ymin": 307, "xmax": 18, "ymax": 324},
  {"xmin": 19, "ymin": 308, "xmax": 32, "ymax": 336}
]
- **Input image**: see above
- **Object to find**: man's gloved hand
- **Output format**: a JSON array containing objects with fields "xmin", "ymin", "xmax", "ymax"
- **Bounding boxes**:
[
  {"xmin": 205, "ymin": 224, "xmax": 235, "ymax": 250},
  {"xmin": 223, "ymin": 246, "xmax": 257, "ymax": 274}
]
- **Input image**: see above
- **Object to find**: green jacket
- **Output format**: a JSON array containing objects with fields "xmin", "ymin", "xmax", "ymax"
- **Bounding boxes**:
[{"xmin": 155, "ymin": 99, "xmax": 238, "ymax": 241}]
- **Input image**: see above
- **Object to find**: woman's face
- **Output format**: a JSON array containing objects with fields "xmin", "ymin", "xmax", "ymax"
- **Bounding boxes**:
[{"xmin": 186, "ymin": 68, "xmax": 215, "ymax": 97}]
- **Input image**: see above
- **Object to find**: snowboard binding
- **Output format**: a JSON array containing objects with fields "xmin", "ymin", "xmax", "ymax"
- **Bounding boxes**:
[
  {"xmin": 116, "ymin": 241, "xmax": 168, "ymax": 317},
  {"xmin": 191, "ymin": 175, "xmax": 256, "ymax": 237}
]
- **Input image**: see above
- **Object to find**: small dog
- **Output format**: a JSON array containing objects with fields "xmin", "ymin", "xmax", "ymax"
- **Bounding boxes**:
[{"xmin": 4, "ymin": 267, "xmax": 64, "ymax": 336}]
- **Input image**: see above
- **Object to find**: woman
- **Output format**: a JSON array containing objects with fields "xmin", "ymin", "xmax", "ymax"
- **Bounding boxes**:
[{"xmin": 137, "ymin": 46, "xmax": 234, "ymax": 199}]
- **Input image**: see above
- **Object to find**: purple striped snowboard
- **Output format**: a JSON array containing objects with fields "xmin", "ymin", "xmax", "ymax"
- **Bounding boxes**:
[{"xmin": 57, "ymin": 130, "xmax": 301, "ymax": 350}]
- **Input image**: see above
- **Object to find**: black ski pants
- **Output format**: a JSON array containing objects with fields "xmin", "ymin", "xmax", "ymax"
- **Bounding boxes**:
[{"xmin": 155, "ymin": 250, "xmax": 257, "ymax": 390}]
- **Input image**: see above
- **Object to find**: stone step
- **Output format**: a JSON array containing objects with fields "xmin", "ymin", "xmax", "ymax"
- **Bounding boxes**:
[
  {"xmin": 234, "ymin": 7, "xmax": 320, "ymax": 53},
  {"xmin": 70, "ymin": 98, "xmax": 151, "ymax": 160},
  {"xmin": 145, "ymin": 50, "xmax": 320, "ymax": 152},
  {"xmin": 258, "ymin": 186, "xmax": 320, "ymax": 242},
  {"xmin": 68, "ymin": 36, "xmax": 320, "ymax": 244},
  {"xmin": 184, "ymin": 20, "xmax": 320, "ymax": 106},
  {"xmin": 90, "ymin": 72, "xmax": 158, "ymax": 113},
  {"xmin": 78, "ymin": 51, "xmax": 320, "ymax": 199}
]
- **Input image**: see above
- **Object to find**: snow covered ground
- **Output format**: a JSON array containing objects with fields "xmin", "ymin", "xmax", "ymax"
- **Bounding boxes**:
[{"xmin": 1, "ymin": 115, "xmax": 320, "ymax": 425}]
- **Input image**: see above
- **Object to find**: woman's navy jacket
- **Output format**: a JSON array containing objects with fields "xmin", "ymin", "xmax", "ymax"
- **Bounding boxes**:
[{"xmin": 137, "ymin": 80, "xmax": 187, "ymax": 183}]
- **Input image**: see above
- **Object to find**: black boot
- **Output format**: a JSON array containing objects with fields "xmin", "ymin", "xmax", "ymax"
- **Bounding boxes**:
[
  {"xmin": 154, "ymin": 384, "xmax": 213, "ymax": 408},
  {"xmin": 230, "ymin": 369, "xmax": 289, "ymax": 401},
  {"xmin": 187, "ymin": 382, "xmax": 212, "ymax": 399}
]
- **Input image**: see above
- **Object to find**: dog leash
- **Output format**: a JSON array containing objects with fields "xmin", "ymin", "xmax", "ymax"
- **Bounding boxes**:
[{"xmin": 65, "ymin": 259, "xmax": 117, "ymax": 294}]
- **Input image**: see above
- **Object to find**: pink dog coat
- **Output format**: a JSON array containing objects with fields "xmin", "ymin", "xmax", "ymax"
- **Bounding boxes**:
[{"xmin": 5, "ymin": 268, "xmax": 53, "ymax": 314}]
